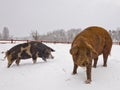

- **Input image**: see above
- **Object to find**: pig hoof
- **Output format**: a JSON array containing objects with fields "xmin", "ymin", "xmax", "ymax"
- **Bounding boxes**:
[
  {"xmin": 72, "ymin": 71, "xmax": 77, "ymax": 75},
  {"xmin": 103, "ymin": 65, "xmax": 107, "ymax": 67},
  {"xmin": 42, "ymin": 59, "xmax": 47, "ymax": 62},
  {"xmin": 93, "ymin": 65, "xmax": 97, "ymax": 68},
  {"xmin": 85, "ymin": 80, "xmax": 91, "ymax": 84}
]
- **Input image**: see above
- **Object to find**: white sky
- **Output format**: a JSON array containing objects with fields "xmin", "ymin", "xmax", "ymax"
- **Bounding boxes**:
[{"xmin": 0, "ymin": 0, "xmax": 120, "ymax": 37}]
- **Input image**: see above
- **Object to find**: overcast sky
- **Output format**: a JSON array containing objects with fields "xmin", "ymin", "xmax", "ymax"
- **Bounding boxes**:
[{"xmin": 0, "ymin": 0, "xmax": 120, "ymax": 37}]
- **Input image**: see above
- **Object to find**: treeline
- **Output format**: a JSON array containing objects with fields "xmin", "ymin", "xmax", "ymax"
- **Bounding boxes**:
[
  {"xmin": 37, "ymin": 28, "xmax": 120, "ymax": 42},
  {"xmin": 39, "ymin": 29, "xmax": 81, "ymax": 42},
  {"xmin": 1, "ymin": 26, "xmax": 120, "ymax": 42}
]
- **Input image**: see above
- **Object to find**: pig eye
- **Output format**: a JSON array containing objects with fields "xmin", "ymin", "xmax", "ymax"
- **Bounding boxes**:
[{"xmin": 76, "ymin": 52, "xmax": 79, "ymax": 57}]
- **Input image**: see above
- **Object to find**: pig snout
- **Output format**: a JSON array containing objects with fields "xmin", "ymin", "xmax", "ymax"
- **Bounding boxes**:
[{"xmin": 49, "ymin": 54, "xmax": 54, "ymax": 59}]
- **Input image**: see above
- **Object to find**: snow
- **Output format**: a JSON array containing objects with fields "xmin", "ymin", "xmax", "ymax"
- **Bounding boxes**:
[{"xmin": 0, "ymin": 43, "xmax": 120, "ymax": 90}]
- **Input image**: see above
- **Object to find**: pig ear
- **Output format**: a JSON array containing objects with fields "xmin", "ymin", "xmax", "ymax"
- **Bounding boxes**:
[
  {"xmin": 70, "ymin": 46, "xmax": 78, "ymax": 55},
  {"xmin": 85, "ymin": 42, "xmax": 98, "ymax": 56},
  {"xmin": 46, "ymin": 47, "xmax": 55, "ymax": 52},
  {"xmin": 50, "ymin": 48, "xmax": 55, "ymax": 52}
]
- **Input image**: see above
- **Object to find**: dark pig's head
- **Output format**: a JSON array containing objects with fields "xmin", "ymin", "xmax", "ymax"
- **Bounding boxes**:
[{"xmin": 37, "ymin": 46, "xmax": 55, "ymax": 61}]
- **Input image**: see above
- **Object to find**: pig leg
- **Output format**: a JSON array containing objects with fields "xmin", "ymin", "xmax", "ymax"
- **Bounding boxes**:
[
  {"xmin": 93, "ymin": 57, "xmax": 98, "ymax": 68},
  {"xmin": 7, "ymin": 60, "xmax": 14, "ymax": 68},
  {"xmin": 85, "ymin": 60, "xmax": 92, "ymax": 84},
  {"xmin": 42, "ymin": 57, "xmax": 47, "ymax": 61},
  {"xmin": 16, "ymin": 58, "xmax": 21, "ymax": 66},
  {"xmin": 103, "ymin": 53, "xmax": 109, "ymax": 67},
  {"xmin": 32, "ymin": 55, "xmax": 37, "ymax": 64},
  {"xmin": 72, "ymin": 63, "xmax": 78, "ymax": 74}
]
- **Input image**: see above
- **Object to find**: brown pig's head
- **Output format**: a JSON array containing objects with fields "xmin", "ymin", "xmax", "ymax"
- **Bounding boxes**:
[{"xmin": 70, "ymin": 40, "xmax": 98, "ymax": 67}]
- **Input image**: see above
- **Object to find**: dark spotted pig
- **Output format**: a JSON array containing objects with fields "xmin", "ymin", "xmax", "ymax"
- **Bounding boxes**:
[{"xmin": 5, "ymin": 41, "xmax": 55, "ymax": 68}]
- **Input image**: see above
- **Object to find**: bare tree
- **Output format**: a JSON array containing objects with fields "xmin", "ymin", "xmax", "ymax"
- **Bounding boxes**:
[
  {"xmin": 2, "ymin": 27, "xmax": 9, "ymax": 40},
  {"xmin": 31, "ymin": 30, "xmax": 40, "ymax": 40}
]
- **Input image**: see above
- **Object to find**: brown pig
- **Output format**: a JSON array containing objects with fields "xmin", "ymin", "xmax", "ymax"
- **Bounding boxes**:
[{"xmin": 70, "ymin": 26, "xmax": 112, "ymax": 84}]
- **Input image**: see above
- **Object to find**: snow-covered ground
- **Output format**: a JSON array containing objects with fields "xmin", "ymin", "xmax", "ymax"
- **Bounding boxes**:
[{"xmin": 0, "ymin": 43, "xmax": 120, "ymax": 90}]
